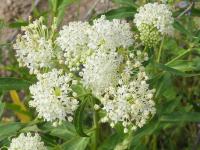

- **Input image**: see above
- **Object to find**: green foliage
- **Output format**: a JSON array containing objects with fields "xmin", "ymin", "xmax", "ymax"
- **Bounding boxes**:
[{"xmin": 0, "ymin": 78, "xmax": 32, "ymax": 91}]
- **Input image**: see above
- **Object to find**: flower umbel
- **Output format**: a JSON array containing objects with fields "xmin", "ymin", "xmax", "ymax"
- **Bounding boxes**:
[
  {"xmin": 82, "ymin": 51, "xmax": 123, "ymax": 96},
  {"xmin": 8, "ymin": 132, "xmax": 47, "ymax": 150},
  {"xmin": 134, "ymin": 3, "xmax": 174, "ymax": 46},
  {"xmin": 56, "ymin": 21, "xmax": 92, "ymax": 71},
  {"xmin": 101, "ymin": 70, "xmax": 156, "ymax": 133},
  {"xmin": 29, "ymin": 69, "xmax": 79, "ymax": 124},
  {"xmin": 88, "ymin": 15, "xmax": 134, "ymax": 51},
  {"xmin": 13, "ymin": 17, "xmax": 56, "ymax": 74}
]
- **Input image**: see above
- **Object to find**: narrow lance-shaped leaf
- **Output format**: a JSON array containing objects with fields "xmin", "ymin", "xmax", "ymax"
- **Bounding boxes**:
[
  {"xmin": 0, "ymin": 77, "xmax": 32, "ymax": 91},
  {"xmin": 74, "ymin": 97, "xmax": 89, "ymax": 137}
]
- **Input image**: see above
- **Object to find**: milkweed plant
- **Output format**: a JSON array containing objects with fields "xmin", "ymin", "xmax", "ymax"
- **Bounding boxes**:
[{"xmin": 1, "ymin": 0, "xmax": 200, "ymax": 150}]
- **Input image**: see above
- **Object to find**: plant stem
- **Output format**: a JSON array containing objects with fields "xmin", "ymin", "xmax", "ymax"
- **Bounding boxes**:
[
  {"xmin": 92, "ymin": 97, "xmax": 99, "ymax": 150},
  {"xmin": 156, "ymin": 37, "xmax": 164, "ymax": 63},
  {"xmin": 165, "ymin": 49, "xmax": 191, "ymax": 65},
  {"xmin": 93, "ymin": 109, "xmax": 99, "ymax": 150}
]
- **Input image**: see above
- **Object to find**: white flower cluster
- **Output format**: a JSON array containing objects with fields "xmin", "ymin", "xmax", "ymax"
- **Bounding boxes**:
[
  {"xmin": 101, "ymin": 70, "xmax": 156, "ymax": 133},
  {"xmin": 56, "ymin": 15, "xmax": 133, "ymax": 71},
  {"xmin": 88, "ymin": 15, "xmax": 134, "ymax": 50},
  {"xmin": 134, "ymin": 3, "xmax": 174, "ymax": 35},
  {"xmin": 29, "ymin": 69, "xmax": 79, "ymax": 124},
  {"xmin": 14, "ymin": 17, "xmax": 55, "ymax": 74},
  {"xmin": 56, "ymin": 21, "xmax": 92, "ymax": 71},
  {"xmin": 134, "ymin": 3, "xmax": 174, "ymax": 46},
  {"xmin": 8, "ymin": 132, "xmax": 47, "ymax": 150},
  {"xmin": 81, "ymin": 51, "xmax": 122, "ymax": 96}
]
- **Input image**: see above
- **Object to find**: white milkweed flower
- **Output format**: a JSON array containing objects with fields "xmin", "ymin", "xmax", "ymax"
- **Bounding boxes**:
[
  {"xmin": 88, "ymin": 15, "xmax": 134, "ymax": 51},
  {"xmin": 81, "ymin": 51, "xmax": 123, "ymax": 96},
  {"xmin": 13, "ymin": 17, "xmax": 55, "ymax": 74},
  {"xmin": 101, "ymin": 70, "xmax": 156, "ymax": 132},
  {"xmin": 29, "ymin": 69, "xmax": 79, "ymax": 124},
  {"xmin": 56, "ymin": 21, "xmax": 93, "ymax": 71},
  {"xmin": 134, "ymin": 3, "xmax": 174, "ymax": 47},
  {"xmin": 8, "ymin": 132, "xmax": 47, "ymax": 150}
]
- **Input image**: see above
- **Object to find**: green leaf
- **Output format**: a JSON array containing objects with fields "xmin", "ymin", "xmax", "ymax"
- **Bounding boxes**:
[
  {"xmin": 71, "ymin": 84, "xmax": 89, "ymax": 97},
  {"xmin": 168, "ymin": 60, "xmax": 200, "ymax": 72},
  {"xmin": 0, "ymin": 101, "xmax": 5, "ymax": 118},
  {"xmin": 131, "ymin": 119, "xmax": 159, "ymax": 146},
  {"xmin": 9, "ymin": 20, "xmax": 28, "ymax": 28},
  {"xmin": 173, "ymin": 21, "xmax": 191, "ymax": 36},
  {"xmin": 191, "ymin": 8, "xmax": 200, "ymax": 17},
  {"xmin": 60, "ymin": 136, "xmax": 89, "ymax": 150},
  {"xmin": 74, "ymin": 97, "xmax": 89, "ymax": 137},
  {"xmin": 155, "ymin": 63, "xmax": 200, "ymax": 77},
  {"xmin": 50, "ymin": 122, "xmax": 76, "ymax": 140},
  {"xmin": 20, "ymin": 125, "xmax": 41, "ymax": 132},
  {"xmin": 160, "ymin": 112, "xmax": 200, "ymax": 122},
  {"xmin": 5, "ymin": 103, "xmax": 32, "ymax": 117},
  {"xmin": 0, "ymin": 77, "xmax": 32, "ymax": 91},
  {"xmin": 0, "ymin": 122, "xmax": 23, "ymax": 141},
  {"xmin": 112, "ymin": 0, "xmax": 137, "ymax": 7},
  {"xmin": 101, "ymin": 7, "xmax": 136, "ymax": 20}
]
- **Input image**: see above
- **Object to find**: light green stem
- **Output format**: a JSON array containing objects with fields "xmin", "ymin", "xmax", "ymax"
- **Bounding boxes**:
[
  {"xmin": 92, "ymin": 98, "xmax": 99, "ymax": 150},
  {"xmin": 156, "ymin": 38, "xmax": 164, "ymax": 63},
  {"xmin": 165, "ymin": 49, "xmax": 191, "ymax": 65}
]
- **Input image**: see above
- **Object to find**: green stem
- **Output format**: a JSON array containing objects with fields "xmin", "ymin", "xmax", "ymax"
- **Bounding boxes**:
[
  {"xmin": 165, "ymin": 49, "xmax": 191, "ymax": 65},
  {"xmin": 92, "ymin": 98, "xmax": 99, "ymax": 150},
  {"xmin": 156, "ymin": 37, "xmax": 164, "ymax": 63}
]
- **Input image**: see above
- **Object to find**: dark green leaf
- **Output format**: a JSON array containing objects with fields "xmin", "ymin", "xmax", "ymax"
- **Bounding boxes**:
[
  {"xmin": 191, "ymin": 8, "xmax": 200, "ymax": 17},
  {"xmin": 9, "ymin": 20, "xmax": 28, "ymax": 28},
  {"xmin": 74, "ymin": 97, "xmax": 89, "ymax": 137},
  {"xmin": 160, "ymin": 112, "xmax": 200, "ymax": 122},
  {"xmin": 155, "ymin": 63, "xmax": 200, "ymax": 77},
  {"xmin": 101, "ymin": 7, "xmax": 136, "ymax": 20},
  {"xmin": 173, "ymin": 21, "xmax": 191, "ymax": 36},
  {"xmin": 112, "ymin": 0, "xmax": 137, "ymax": 7},
  {"xmin": 0, "ymin": 101, "xmax": 5, "ymax": 118},
  {"xmin": 0, "ymin": 77, "xmax": 32, "ymax": 91}
]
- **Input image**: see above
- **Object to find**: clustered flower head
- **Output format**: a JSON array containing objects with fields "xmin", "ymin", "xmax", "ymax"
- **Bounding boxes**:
[
  {"xmin": 81, "ymin": 50, "xmax": 123, "ymax": 96},
  {"xmin": 134, "ymin": 3, "xmax": 174, "ymax": 47},
  {"xmin": 14, "ymin": 17, "xmax": 56, "ymax": 74},
  {"xmin": 88, "ymin": 15, "xmax": 134, "ymax": 51},
  {"xmin": 56, "ymin": 21, "xmax": 92, "ymax": 71},
  {"xmin": 101, "ymin": 69, "xmax": 156, "ymax": 133},
  {"xmin": 8, "ymin": 132, "xmax": 47, "ymax": 150},
  {"xmin": 56, "ymin": 15, "xmax": 134, "ymax": 72},
  {"xmin": 29, "ymin": 69, "xmax": 79, "ymax": 125}
]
